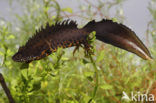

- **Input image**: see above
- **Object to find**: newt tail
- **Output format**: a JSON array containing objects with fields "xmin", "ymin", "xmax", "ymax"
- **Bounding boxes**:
[{"xmin": 12, "ymin": 19, "xmax": 152, "ymax": 63}]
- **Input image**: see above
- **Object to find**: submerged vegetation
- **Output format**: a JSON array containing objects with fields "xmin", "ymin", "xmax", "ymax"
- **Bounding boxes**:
[{"xmin": 0, "ymin": 0, "xmax": 156, "ymax": 103}]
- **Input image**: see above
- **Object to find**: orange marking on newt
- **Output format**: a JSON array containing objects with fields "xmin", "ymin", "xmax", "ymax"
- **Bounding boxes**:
[
  {"xmin": 64, "ymin": 41, "xmax": 67, "ymax": 44},
  {"xmin": 45, "ymin": 53, "xmax": 49, "ymax": 56},
  {"xmin": 53, "ymin": 48, "xmax": 57, "ymax": 52},
  {"xmin": 41, "ymin": 50, "xmax": 46, "ymax": 55},
  {"xmin": 68, "ymin": 43, "xmax": 73, "ymax": 47},
  {"xmin": 63, "ymin": 43, "xmax": 66, "ymax": 48}
]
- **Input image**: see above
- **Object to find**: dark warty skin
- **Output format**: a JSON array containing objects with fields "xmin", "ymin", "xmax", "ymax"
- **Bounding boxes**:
[{"xmin": 12, "ymin": 19, "xmax": 153, "ymax": 63}]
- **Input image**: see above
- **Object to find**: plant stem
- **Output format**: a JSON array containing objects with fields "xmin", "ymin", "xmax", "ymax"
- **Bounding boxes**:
[
  {"xmin": 0, "ymin": 73, "xmax": 15, "ymax": 103},
  {"xmin": 88, "ymin": 54, "xmax": 99, "ymax": 102}
]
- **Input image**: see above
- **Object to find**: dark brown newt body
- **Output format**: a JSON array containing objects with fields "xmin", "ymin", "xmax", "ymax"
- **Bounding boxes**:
[
  {"xmin": 12, "ymin": 20, "xmax": 91, "ymax": 63},
  {"xmin": 12, "ymin": 19, "xmax": 152, "ymax": 63}
]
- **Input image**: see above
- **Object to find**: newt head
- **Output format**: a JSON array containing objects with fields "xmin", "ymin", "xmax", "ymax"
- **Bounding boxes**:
[{"xmin": 12, "ymin": 46, "xmax": 35, "ymax": 63}]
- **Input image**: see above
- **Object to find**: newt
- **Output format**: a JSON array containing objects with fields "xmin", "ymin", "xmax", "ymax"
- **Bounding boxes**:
[{"xmin": 12, "ymin": 19, "xmax": 152, "ymax": 63}]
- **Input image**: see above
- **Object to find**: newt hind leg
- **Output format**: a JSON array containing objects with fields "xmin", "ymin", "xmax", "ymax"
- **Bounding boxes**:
[
  {"xmin": 72, "ymin": 39, "xmax": 94, "ymax": 56},
  {"xmin": 83, "ymin": 41, "xmax": 94, "ymax": 56}
]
